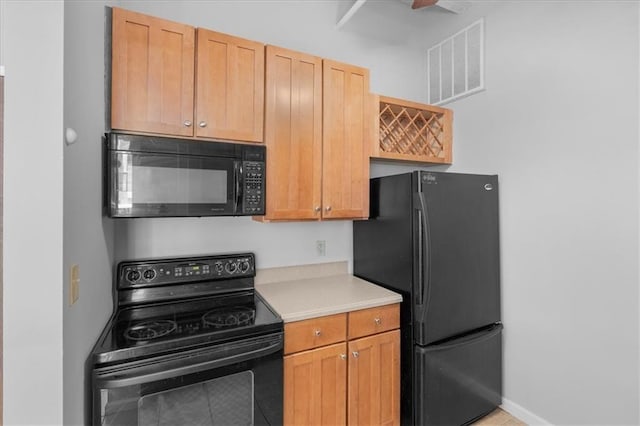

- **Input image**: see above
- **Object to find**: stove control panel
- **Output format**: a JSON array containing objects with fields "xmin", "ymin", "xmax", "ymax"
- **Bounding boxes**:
[{"xmin": 118, "ymin": 253, "xmax": 256, "ymax": 289}]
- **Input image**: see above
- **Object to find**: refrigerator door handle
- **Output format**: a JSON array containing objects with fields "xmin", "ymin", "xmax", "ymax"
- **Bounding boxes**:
[
  {"xmin": 414, "ymin": 191, "xmax": 432, "ymax": 324},
  {"xmin": 423, "ymin": 323, "xmax": 503, "ymax": 352}
]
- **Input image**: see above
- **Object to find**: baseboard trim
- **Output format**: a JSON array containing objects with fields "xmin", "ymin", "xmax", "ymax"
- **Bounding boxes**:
[{"xmin": 501, "ymin": 398, "xmax": 553, "ymax": 425}]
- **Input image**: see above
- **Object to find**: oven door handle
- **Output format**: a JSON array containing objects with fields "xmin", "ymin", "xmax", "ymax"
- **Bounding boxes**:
[{"xmin": 94, "ymin": 333, "xmax": 283, "ymax": 389}]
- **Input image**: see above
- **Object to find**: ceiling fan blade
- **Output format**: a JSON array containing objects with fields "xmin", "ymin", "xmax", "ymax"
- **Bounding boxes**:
[
  {"xmin": 411, "ymin": 0, "xmax": 438, "ymax": 9},
  {"xmin": 436, "ymin": 0, "xmax": 471, "ymax": 13}
]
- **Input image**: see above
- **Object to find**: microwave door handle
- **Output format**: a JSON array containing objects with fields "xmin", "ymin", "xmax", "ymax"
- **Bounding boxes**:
[{"xmin": 233, "ymin": 161, "xmax": 243, "ymax": 214}]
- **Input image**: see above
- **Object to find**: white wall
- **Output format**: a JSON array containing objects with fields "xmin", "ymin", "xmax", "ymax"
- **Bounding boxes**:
[
  {"xmin": 108, "ymin": 0, "xmax": 426, "ymax": 265},
  {"xmin": 3, "ymin": 1, "xmax": 65, "ymax": 424},
  {"xmin": 420, "ymin": 2, "xmax": 639, "ymax": 424},
  {"xmin": 61, "ymin": 2, "xmax": 640, "ymax": 425},
  {"xmin": 62, "ymin": 1, "xmax": 426, "ymax": 425},
  {"xmin": 0, "ymin": 0, "xmax": 5, "ymax": 71},
  {"xmin": 63, "ymin": 2, "xmax": 116, "ymax": 425},
  {"xmin": 116, "ymin": 0, "xmax": 425, "ymax": 102}
]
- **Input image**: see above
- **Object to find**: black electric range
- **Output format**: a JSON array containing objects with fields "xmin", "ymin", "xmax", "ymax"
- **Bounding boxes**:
[{"xmin": 90, "ymin": 253, "xmax": 284, "ymax": 426}]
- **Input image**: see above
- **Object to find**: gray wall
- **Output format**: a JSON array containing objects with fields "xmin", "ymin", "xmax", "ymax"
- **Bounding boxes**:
[
  {"xmin": 4, "ymin": 0, "xmax": 65, "ymax": 424},
  {"xmin": 62, "ymin": 1, "xmax": 425, "ymax": 425},
  {"xmin": 421, "ymin": 2, "xmax": 639, "ymax": 424}
]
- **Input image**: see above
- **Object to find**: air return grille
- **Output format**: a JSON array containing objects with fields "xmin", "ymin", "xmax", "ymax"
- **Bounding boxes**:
[{"xmin": 428, "ymin": 18, "xmax": 484, "ymax": 105}]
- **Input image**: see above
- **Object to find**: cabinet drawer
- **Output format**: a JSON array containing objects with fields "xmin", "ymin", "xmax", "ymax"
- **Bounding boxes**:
[
  {"xmin": 348, "ymin": 304, "xmax": 400, "ymax": 339},
  {"xmin": 284, "ymin": 313, "xmax": 347, "ymax": 355}
]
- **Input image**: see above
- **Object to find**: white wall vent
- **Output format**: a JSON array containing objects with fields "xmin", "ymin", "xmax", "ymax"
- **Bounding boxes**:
[{"xmin": 427, "ymin": 18, "xmax": 484, "ymax": 105}]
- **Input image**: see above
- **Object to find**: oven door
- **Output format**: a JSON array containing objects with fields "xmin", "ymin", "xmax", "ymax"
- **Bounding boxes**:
[
  {"xmin": 92, "ymin": 333, "xmax": 283, "ymax": 426},
  {"xmin": 109, "ymin": 149, "xmax": 240, "ymax": 217}
]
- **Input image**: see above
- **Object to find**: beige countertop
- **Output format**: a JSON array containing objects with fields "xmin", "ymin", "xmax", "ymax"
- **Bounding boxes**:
[{"xmin": 255, "ymin": 262, "xmax": 402, "ymax": 323}]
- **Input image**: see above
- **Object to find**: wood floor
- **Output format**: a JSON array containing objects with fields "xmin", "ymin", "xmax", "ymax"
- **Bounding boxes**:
[{"xmin": 473, "ymin": 408, "xmax": 526, "ymax": 426}]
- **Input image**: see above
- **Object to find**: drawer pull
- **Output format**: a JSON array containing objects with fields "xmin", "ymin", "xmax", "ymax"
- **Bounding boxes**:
[
  {"xmin": 314, "ymin": 329, "xmax": 322, "ymax": 337},
  {"xmin": 374, "ymin": 317, "xmax": 382, "ymax": 325}
]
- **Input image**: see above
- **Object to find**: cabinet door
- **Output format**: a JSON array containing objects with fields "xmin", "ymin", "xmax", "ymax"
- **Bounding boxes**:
[
  {"xmin": 322, "ymin": 60, "xmax": 371, "ymax": 219},
  {"xmin": 284, "ymin": 343, "xmax": 347, "ymax": 426},
  {"xmin": 196, "ymin": 29, "xmax": 264, "ymax": 142},
  {"xmin": 348, "ymin": 330, "xmax": 400, "ymax": 426},
  {"xmin": 111, "ymin": 7, "xmax": 195, "ymax": 136},
  {"xmin": 263, "ymin": 45, "xmax": 322, "ymax": 220}
]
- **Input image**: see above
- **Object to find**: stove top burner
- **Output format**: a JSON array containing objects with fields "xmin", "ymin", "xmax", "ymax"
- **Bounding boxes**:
[
  {"xmin": 202, "ymin": 306, "xmax": 256, "ymax": 329},
  {"xmin": 125, "ymin": 320, "xmax": 178, "ymax": 341},
  {"xmin": 92, "ymin": 254, "xmax": 283, "ymax": 365},
  {"xmin": 115, "ymin": 296, "xmax": 262, "ymax": 350}
]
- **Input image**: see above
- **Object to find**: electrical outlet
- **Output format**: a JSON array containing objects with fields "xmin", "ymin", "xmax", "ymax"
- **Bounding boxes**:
[
  {"xmin": 70, "ymin": 264, "xmax": 80, "ymax": 305},
  {"xmin": 316, "ymin": 240, "xmax": 326, "ymax": 256}
]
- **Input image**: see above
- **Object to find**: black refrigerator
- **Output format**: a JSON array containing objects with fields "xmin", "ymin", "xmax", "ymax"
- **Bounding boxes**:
[{"xmin": 353, "ymin": 171, "xmax": 502, "ymax": 426}]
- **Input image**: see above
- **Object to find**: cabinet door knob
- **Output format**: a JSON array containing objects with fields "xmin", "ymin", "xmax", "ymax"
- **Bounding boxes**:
[
  {"xmin": 199, "ymin": 121, "xmax": 207, "ymax": 128},
  {"xmin": 314, "ymin": 206, "xmax": 321, "ymax": 213},
  {"xmin": 183, "ymin": 120, "xmax": 193, "ymax": 127},
  {"xmin": 325, "ymin": 206, "xmax": 332, "ymax": 212},
  {"xmin": 352, "ymin": 351, "xmax": 359, "ymax": 358},
  {"xmin": 314, "ymin": 329, "xmax": 322, "ymax": 337},
  {"xmin": 340, "ymin": 354, "xmax": 347, "ymax": 360},
  {"xmin": 374, "ymin": 317, "xmax": 382, "ymax": 325}
]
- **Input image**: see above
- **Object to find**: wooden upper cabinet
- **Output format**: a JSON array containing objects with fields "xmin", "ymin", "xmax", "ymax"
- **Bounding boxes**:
[
  {"xmin": 374, "ymin": 95, "xmax": 453, "ymax": 164},
  {"xmin": 196, "ymin": 29, "xmax": 264, "ymax": 142},
  {"xmin": 348, "ymin": 330, "xmax": 401, "ymax": 426},
  {"xmin": 284, "ymin": 343, "xmax": 347, "ymax": 426},
  {"xmin": 111, "ymin": 7, "xmax": 195, "ymax": 136},
  {"xmin": 263, "ymin": 45, "xmax": 323, "ymax": 220},
  {"xmin": 260, "ymin": 56, "xmax": 371, "ymax": 221},
  {"xmin": 322, "ymin": 60, "xmax": 371, "ymax": 220}
]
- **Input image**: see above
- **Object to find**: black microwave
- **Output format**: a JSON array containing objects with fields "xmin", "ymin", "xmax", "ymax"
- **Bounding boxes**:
[{"xmin": 105, "ymin": 133, "xmax": 265, "ymax": 218}]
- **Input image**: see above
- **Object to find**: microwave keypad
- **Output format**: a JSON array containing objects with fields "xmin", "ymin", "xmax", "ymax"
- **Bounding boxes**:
[{"xmin": 243, "ymin": 161, "xmax": 265, "ymax": 214}]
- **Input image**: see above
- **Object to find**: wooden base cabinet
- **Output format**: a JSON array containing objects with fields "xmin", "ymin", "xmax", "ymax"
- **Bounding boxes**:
[
  {"xmin": 284, "ymin": 343, "xmax": 348, "ymax": 426},
  {"xmin": 348, "ymin": 330, "xmax": 401, "ymax": 426},
  {"xmin": 283, "ymin": 305, "xmax": 400, "ymax": 426}
]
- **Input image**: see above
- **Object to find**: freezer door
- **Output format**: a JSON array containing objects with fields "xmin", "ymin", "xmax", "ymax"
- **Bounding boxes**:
[
  {"xmin": 414, "ymin": 324, "xmax": 502, "ymax": 426},
  {"xmin": 414, "ymin": 172, "xmax": 500, "ymax": 345}
]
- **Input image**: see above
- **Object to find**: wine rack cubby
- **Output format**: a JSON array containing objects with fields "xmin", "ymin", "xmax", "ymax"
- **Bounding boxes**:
[{"xmin": 373, "ymin": 95, "xmax": 452, "ymax": 164}]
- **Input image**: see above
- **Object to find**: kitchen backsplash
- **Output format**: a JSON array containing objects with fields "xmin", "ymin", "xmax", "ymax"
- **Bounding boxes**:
[{"xmin": 113, "ymin": 216, "xmax": 354, "ymax": 270}]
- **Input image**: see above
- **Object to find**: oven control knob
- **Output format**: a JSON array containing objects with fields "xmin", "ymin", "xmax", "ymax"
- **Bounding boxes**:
[
  {"xmin": 127, "ymin": 270, "xmax": 141, "ymax": 283},
  {"xmin": 214, "ymin": 263, "xmax": 224, "ymax": 273},
  {"xmin": 239, "ymin": 261, "xmax": 251, "ymax": 274},
  {"xmin": 225, "ymin": 262, "xmax": 237, "ymax": 274},
  {"xmin": 143, "ymin": 269, "xmax": 156, "ymax": 281}
]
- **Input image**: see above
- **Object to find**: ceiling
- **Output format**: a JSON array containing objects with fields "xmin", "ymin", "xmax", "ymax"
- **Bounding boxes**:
[{"xmin": 336, "ymin": 0, "xmax": 503, "ymax": 49}]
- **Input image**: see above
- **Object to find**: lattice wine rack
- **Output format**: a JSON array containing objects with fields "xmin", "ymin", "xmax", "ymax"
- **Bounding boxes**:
[{"xmin": 373, "ymin": 95, "xmax": 453, "ymax": 164}]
